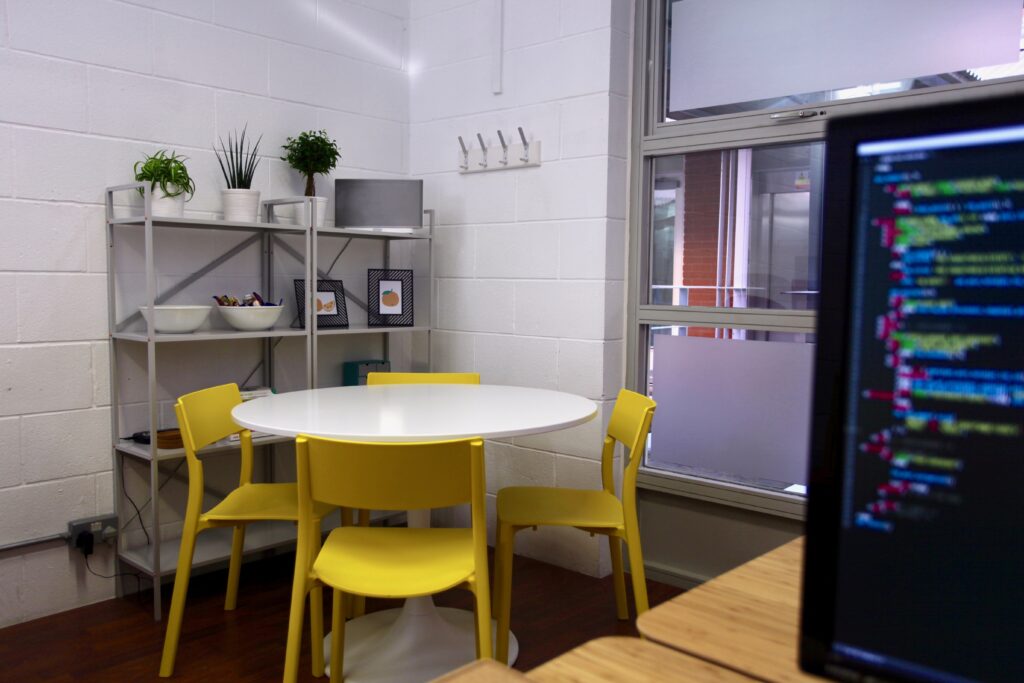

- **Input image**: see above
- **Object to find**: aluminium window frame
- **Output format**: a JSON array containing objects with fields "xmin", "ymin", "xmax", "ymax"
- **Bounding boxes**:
[{"xmin": 626, "ymin": 0, "xmax": 1024, "ymax": 517}]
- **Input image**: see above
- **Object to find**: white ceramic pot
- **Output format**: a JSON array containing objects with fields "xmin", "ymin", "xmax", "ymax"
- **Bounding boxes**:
[
  {"xmin": 217, "ymin": 305, "xmax": 285, "ymax": 331},
  {"xmin": 273, "ymin": 202, "xmax": 298, "ymax": 224},
  {"xmin": 222, "ymin": 188, "xmax": 261, "ymax": 223},
  {"xmin": 150, "ymin": 190, "xmax": 185, "ymax": 218},
  {"xmin": 273, "ymin": 197, "xmax": 328, "ymax": 227},
  {"xmin": 139, "ymin": 305, "xmax": 211, "ymax": 333},
  {"xmin": 311, "ymin": 196, "xmax": 328, "ymax": 228}
]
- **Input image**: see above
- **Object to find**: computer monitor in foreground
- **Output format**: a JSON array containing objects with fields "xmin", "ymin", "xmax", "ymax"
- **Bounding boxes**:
[{"xmin": 801, "ymin": 94, "xmax": 1024, "ymax": 683}]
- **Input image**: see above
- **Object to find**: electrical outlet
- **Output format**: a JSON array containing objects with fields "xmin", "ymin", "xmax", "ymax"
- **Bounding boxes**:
[{"xmin": 67, "ymin": 514, "xmax": 119, "ymax": 550}]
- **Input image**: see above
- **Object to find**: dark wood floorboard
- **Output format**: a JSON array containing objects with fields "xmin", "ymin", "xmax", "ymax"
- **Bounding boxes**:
[{"xmin": 0, "ymin": 550, "xmax": 682, "ymax": 681}]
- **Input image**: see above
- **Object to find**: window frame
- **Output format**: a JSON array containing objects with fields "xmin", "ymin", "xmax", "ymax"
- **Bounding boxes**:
[{"xmin": 626, "ymin": 0, "xmax": 1024, "ymax": 515}]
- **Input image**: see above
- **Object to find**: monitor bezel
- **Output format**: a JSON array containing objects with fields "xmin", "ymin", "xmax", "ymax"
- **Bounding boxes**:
[{"xmin": 800, "ymin": 91, "xmax": 1024, "ymax": 682}]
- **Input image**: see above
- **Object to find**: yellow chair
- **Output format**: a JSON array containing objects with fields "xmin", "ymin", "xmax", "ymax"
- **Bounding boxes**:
[
  {"xmin": 366, "ymin": 371, "xmax": 480, "ymax": 385},
  {"xmin": 159, "ymin": 383, "xmax": 333, "ymax": 678},
  {"xmin": 283, "ymin": 435, "xmax": 492, "ymax": 683},
  {"xmin": 493, "ymin": 388, "xmax": 656, "ymax": 663}
]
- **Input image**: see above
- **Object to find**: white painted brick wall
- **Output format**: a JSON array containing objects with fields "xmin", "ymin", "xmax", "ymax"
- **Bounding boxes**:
[
  {"xmin": 412, "ymin": 0, "xmax": 632, "ymax": 577},
  {"xmin": 0, "ymin": 0, "xmax": 632, "ymax": 625},
  {"xmin": 0, "ymin": 0, "xmax": 410, "ymax": 626}
]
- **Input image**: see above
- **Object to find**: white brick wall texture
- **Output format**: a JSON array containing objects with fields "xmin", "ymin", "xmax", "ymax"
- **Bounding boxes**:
[
  {"xmin": 414, "ymin": 0, "xmax": 632, "ymax": 577},
  {"xmin": 0, "ymin": 0, "xmax": 412, "ymax": 626},
  {"xmin": 0, "ymin": 0, "xmax": 633, "ymax": 626}
]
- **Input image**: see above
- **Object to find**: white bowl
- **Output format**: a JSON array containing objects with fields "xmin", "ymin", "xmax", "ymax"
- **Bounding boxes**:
[
  {"xmin": 139, "ymin": 305, "xmax": 212, "ymax": 333},
  {"xmin": 217, "ymin": 305, "xmax": 284, "ymax": 331}
]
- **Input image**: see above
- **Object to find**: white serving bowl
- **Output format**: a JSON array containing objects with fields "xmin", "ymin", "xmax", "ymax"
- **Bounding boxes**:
[
  {"xmin": 139, "ymin": 305, "xmax": 212, "ymax": 333},
  {"xmin": 218, "ymin": 305, "xmax": 284, "ymax": 331}
]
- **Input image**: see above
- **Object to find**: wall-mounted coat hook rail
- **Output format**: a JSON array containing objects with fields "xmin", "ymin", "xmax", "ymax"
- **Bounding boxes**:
[
  {"xmin": 457, "ymin": 136, "xmax": 469, "ymax": 171},
  {"xmin": 458, "ymin": 127, "xmax": 541, "ymax": 174}
]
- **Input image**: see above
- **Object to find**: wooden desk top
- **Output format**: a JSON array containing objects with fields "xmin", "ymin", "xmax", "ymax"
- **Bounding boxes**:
[
  {"xmin": 431, "ymin": 659, "xmax": 529, "ymax": 682},
  {"xmin": 528, "ymin": 637, "xmax": 755, "ymax": 682},
  {"xmin": 637, "ymin": 537, "xmax": 822, "ymax": 683}
]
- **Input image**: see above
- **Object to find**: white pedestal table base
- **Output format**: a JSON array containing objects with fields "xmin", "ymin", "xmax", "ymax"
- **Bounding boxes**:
[{"xmin": 323, "ymin": 598, "xmax": 519, "ymax": 683}]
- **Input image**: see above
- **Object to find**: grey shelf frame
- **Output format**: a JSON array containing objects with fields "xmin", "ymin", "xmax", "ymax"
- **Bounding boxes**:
[{"xmin": 105, "ymin": 185, "xmax": 434, "ymax": 620}]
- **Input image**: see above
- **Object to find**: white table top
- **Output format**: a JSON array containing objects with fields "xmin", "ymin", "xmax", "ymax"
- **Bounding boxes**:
[{"xmin": 231, "ymin": 384, "xmax": 598, "ymax": 442}]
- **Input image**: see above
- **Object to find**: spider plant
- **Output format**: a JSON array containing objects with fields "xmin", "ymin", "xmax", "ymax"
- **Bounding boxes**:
[
  {"xmin": 134, "ymin": 150, "xmax": 195, "ymax": 198},
  {"xmin": 214, "ymin": 125, "xmax": 262, "ymax": 189}
]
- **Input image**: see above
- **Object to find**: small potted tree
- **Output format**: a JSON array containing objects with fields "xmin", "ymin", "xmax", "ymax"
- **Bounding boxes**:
[
  {"xmin": 215, "ymin": 126, "xmax": 262, "ymax": 223},
  {"xmin": 281, "ymin": 129, "xmax": 340, "ymax": 227},
  {"xmin": 134, "ymin": 150, "xmax": 195, "ymax": 217}
]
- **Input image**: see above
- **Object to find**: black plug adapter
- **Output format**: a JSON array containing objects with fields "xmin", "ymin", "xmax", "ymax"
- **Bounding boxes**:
[{"xmin": 75, "ymin": 530, "xmax": 95, "ymax": 557}]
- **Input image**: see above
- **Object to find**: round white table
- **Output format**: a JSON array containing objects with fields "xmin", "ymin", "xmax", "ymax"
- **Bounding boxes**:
[{"xmin": 232, "ymin": 384, "xmax": 597, "ymax": 683}]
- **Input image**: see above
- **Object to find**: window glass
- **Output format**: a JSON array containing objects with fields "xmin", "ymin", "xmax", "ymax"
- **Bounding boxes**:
[
  {"xmin": 664, "ymin": 0, "xmax": 1024, "ymax": 122},
  {"xmin": 644, "ymin": 326, "xmax": 814, "ymax": 492},
  {"xmin": 649, "ymin": 143, "xmax": 824, "ymax": 310}
]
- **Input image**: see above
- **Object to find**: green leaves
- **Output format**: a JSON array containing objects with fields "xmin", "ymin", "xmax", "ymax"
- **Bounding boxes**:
[
  {"xmin": 134, "ymin": 150, "xmax": 196, "ymax": 199},
  {"xmin": 281, "ymin": 129, "xmax": 341, "ymax": 196},
  {"xmin": 214, "ymin": 125, "xmax": 262, "ymax": 189}
]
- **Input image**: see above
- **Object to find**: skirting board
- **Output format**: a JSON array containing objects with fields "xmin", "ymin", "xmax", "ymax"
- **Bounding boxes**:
[{"xmin": 643, "ymin": 559, "xmax": 712, "ymax": 591}]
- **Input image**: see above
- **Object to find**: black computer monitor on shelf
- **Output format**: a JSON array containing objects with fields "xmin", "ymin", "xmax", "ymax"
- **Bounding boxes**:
[{"xmin": 801, "ymin": 93, "xmax": 1024, "ymax": 683}]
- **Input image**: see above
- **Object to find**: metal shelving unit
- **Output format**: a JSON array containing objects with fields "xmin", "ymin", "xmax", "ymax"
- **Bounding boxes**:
[{"xmin": 105, "ymin": 185, "xmax": 434, "ymax": 619}]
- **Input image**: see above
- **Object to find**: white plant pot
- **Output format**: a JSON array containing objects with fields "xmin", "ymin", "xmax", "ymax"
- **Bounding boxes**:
[
  {"xmin": 274, "ymin": 197, "xmax": 328, "ymax": 227},
  {"xmin": 222, "ymin": 188, "xmax": 261, "ymax": 223},
  {"xmin": 311, "ymin": 196, "xmax": 328, "ymax": 228},
  {"xmin": 150, "ymin": 190, "xmax": 185, "ymax": 218}
]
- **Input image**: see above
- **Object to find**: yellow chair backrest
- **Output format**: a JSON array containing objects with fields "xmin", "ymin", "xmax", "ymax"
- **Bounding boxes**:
[
  {"xmin": 601, "ymin": 389, "xmax": 656, "ymax": 498},
  {"xmin": 176, "ymin": 383, "xmax": 244, "ymax": 453},
  {"xmin": 366, "ymin": 372, "xmax": 480, "ymax": 385},
  {"xmin": 298, "ymin": 436, "xmax": 485, "ymax": 512}
]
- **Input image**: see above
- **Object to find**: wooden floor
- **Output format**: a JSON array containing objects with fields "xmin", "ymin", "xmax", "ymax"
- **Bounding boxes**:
[{"xmin": 0, "ymin": 550, "xmax": 682, "ymax": 681}]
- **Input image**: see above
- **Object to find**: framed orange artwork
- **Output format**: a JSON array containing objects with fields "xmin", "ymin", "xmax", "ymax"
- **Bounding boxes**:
[
  {"xmin": 293, "ymin": 279, "xmax": 349, "ymax": 328},
  {"xmin": 368, "ymin": 268, "xmax": 413, "ymax": 327}
]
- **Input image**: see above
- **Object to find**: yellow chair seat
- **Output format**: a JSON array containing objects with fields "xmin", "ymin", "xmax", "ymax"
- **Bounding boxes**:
[
  {"xmin": 204, "ymin": 483, "xmax": 332, "ymax": 522},
  {"xmin": 314, "ymin": 527, "xmax": 475, "ymax": 598},
  {"xmin": 497, "ymin": 487, "xmax": 624, "ymax": 530}
]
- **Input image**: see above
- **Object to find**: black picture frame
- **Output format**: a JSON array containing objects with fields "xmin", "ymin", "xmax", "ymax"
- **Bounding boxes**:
[
  {"xmin": 293, "ymin": 279, "xmax": 349, "ymax": 329},
  {"xmin": 368, "ymin": 268, "xmax": 413, "ymax": 327}
]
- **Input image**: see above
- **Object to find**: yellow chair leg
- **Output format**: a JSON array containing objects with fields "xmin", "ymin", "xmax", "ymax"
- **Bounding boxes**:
[
  {"xmin": 159, "ymin": 525, "xmax": 199, "ymax": 677},
  {"xmin": 625, "ymin": 535, "xmax": 650, "ymax": 614},
  {"xmin": 310, "ymin": 584, "xmax": 325, "ymax": 677},
  {"xmin": 494, "ymin": 522, "xmax": 516, "ymax": 664},
  {"xmin": 473, "ymin": 579, "xmax": 492, "ymax": 659},
  {"xmin": 224, "ymin": 524, "xmax": 245, "ymax": 611},
  {"xmin": 310, "ymin": 525, "xmax": 325, "ymax": 677},
  {"xmin": 330, "ymin": 589, "xmax": 346, "ymax": 683},
  {"xmin": 283, "ymin": 533, "xmax": 311, "ymax": 683},
  {"xmin": 349, "ymin": 510, "xmax": 369, "ymax": 617},
  {"xmin": 608, "ymin": 535, "xmax": 629, "ymax": 620}
]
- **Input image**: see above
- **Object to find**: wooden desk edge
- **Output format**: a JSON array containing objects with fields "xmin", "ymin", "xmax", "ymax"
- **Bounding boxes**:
[
  {"xmin": 528, "ymin": 636, "xmax": 755, "ymax": 682},
  {"xmin": 430, "ymin": 659, "xmax": 529, "ymax": 682}
]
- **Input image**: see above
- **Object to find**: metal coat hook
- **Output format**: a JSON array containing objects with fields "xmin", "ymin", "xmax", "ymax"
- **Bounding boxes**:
[
  {"xmin": 497, "ymin": 130, "xmax": 509, "ymax": 166},
  {"xmin": 476, "ymin": 133, "xmax": 488, "ymax": 167},
  {"xmin": 517, "ymin": 126, "xmax": 530, "ymax": 162},
  {"xmin": 457, "ymin": 136, "xmax": 469, "ymax": 171}
]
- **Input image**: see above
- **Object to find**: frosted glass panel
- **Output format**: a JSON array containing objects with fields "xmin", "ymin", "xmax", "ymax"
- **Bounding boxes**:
[
  {"xmin": 648, "ymin": 332, "xmax": 814, "ymax": 489},
  {"xmin": 667, "ymin": 0, "xmax": 1022, "ymax": 119}
]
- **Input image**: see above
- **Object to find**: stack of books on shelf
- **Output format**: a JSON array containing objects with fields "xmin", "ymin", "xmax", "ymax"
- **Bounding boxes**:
[{"xmin": 229, "ymin": 387, "xmax": 275, "ymax": 443}]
